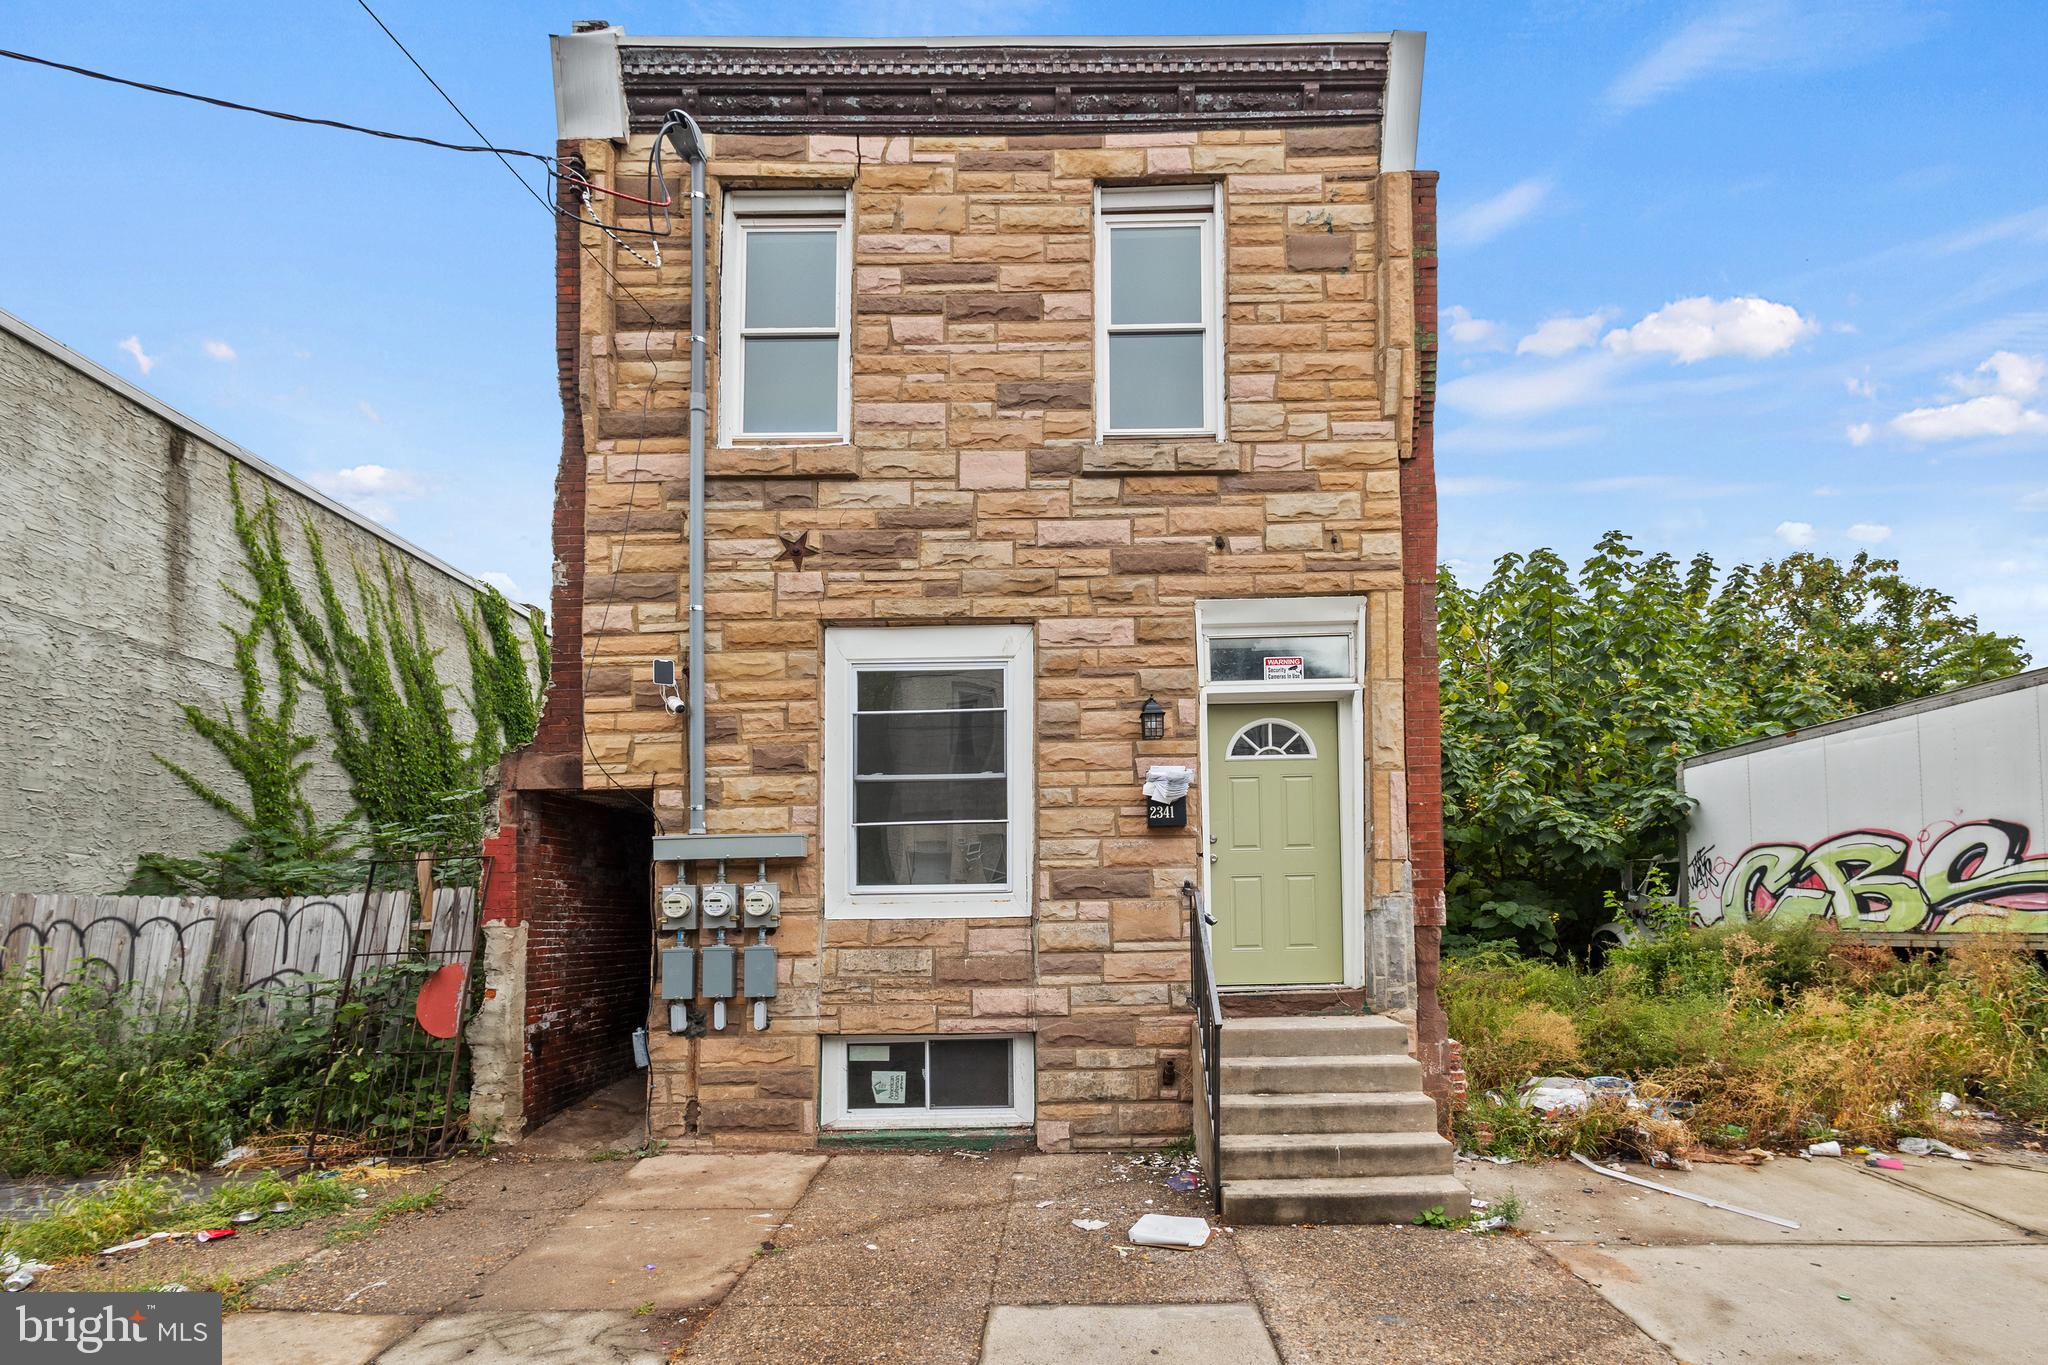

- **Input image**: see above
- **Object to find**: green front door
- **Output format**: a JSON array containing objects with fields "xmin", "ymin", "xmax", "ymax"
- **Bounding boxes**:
[{"xmin": 1206, "ymin": 701, "xmax": 1345, "ymax": 986}]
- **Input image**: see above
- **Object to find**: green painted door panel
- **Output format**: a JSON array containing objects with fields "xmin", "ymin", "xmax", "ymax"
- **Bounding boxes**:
[{"xmin": 1205, "ymin": 701, "xmax": 1345, "ymax": 986}]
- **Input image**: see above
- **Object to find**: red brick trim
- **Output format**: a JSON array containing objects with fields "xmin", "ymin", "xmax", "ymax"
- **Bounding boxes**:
[
  {"xmin": 1401, "ymin": 171, "xmax": 1454, "ymax": 1116},
  {"xmin": 531, "ymin": 138, "xmax": 588, "ymax": 769}
]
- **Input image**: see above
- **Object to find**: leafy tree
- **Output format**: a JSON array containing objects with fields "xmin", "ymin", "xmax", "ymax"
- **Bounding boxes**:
[{"xmin": 1438, "ymin": 533, "xmax": 2028, "ymax": 955}]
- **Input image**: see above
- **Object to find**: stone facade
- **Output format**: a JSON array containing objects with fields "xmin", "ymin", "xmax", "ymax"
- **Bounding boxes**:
[{"xmin": 525, "ymin": 45, "xmax": 1446, "ymax": 1149}]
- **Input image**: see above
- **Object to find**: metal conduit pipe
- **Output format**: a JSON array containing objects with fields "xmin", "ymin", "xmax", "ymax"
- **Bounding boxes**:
[{"xmin": 662, "ymin": 108, "xmax": 709, "ymax": 834}]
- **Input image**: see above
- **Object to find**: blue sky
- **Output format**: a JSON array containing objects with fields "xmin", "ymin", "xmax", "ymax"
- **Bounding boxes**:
[{"xmin": 5, "ymin": 2, "xmax": 2046, "ymax": 645}]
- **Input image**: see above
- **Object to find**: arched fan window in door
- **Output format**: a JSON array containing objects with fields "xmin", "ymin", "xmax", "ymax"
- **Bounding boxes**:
[{"xmin": 1226, "ymin": 718, "xmax": 1316, "ymax": 759}]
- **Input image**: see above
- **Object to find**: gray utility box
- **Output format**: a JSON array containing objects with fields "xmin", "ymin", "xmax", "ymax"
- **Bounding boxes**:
[
  {"xmin": 743, "ymin": 944, "xmax": 778, "ymax": 998},
  {"xmin": 700, "ymin": 943, "xmax": 737, "ymax": 998},
  {"xmin": 659, "ymin": 946, "xmax": 695, "ymax": 1001}
]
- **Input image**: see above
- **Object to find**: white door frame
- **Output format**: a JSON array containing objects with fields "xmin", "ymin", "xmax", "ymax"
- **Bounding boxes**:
[{"xmin": 1194, "ymin": 597, "xmax": 1370, "ymax": 990}]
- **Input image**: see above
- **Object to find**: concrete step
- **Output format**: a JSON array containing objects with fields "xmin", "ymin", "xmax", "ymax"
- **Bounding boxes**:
[
  {"xmin": 1219, "ymin": 1130, "xmax": 1455, "ymax": 1181},
  {"xmin": 1219, "ymin": 1090, "xmax": 1440, "ymax": 1136},
  {"xmin": 1222, "ymin": 1174, "xmax": 1472, "ymax": 1226},
  {"xmin": 1219, "ymin": 1054, "xmax": 1424, "ymax": 1096},
  {"xmin": 1218, "ymin": 1014, "xmax": 1409, "ymax": 1059}
]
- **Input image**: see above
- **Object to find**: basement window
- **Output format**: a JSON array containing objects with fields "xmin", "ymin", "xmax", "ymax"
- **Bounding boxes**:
[
  {"xmin": 1095, "ymin": 183, "xmax": 1222, "ymax": 438},
  {"xmin": 719, "ymin": 189, "xmax": 851, "ymax": 443},
  {"xmin": 821, "ymin": 1034, "xmax": 1035, "ymax": 1130}
]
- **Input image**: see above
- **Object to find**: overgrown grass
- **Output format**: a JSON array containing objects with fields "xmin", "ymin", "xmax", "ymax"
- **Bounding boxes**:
[
  {"xmin": 0, "ymin": 964, "xmax": 468, "ymax": 1179},
  {"xmin": 1445, "ymin": 922, "xmax": 2048, "ymax": 1158},
  {"xmin": 0, "ymin": 1170, "xmax": 371, "ymax": 1265}
]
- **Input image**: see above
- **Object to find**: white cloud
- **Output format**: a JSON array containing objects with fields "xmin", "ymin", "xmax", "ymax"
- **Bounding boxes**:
[
  {"xmin": 1888, "ymin": 351, "xmax": 2048, "ymax": 442},
  {"xmin": 1602, "ymin": 296, "xmax": 1817, "ymax": 363},
  {"xmin": 1573, "ymin": 474, "xmax": 1758, "ymax": 498},
  {"xmin": 1443, "ymin": 177, "xmax": 1552, "ymax": 248},
  {"xmin": 1605, "ymin": 1, "xmax": 1933, "ymax": 112},
  {"xmin": 478, "ymin": 570, "xmax": 539, "ymax": 607},
  {"xmin": 118, "ymin": 335, "xmax": 156, "ymax": 375},
  {"xmin": 1439, "ymin": 353, "xmax": 1618, "ymax": 421},
  {"xmin": 356, "ymin": 400, "xmax": 383, "ymax": 423},
  {"xmin": 201, "ymin": 339, "xmax": 236, "ymax": 362},
  {"xmin": 1437, "ymin": 476, "xmax": 1526, "ymax": 497},
  {"xmin": 1517, "ymin": 310, "xmax": 1614, "ymax": 358},
  {"xmin": 1846, "ymin": 522, "xmax": 1893, "ymax": 544},
  {"xmin": 309, "ymin": 464, "xmax": 428, "ymax": 522},
  {"xmin": 1438, "ymin": 423, "xmax": 1605, "ymax": 454},
  {"xmin": 1846, "ymin": 422, "xmax": 1874, "ymax": 446},
  {"xmin": 1775, "ymin": 520, "xmax": 1817, "ymax": 546},
  {"xmin": 1892, "ymin": 394, "xmax": 2048, "ymax": 442},
  {"xmin": 1845, "ymin": 375, "xmax": 1876, "ymax": 397},
  {"xmin": 1444, "ymin": 305, "xmax": 1508, "ymax": 351}
]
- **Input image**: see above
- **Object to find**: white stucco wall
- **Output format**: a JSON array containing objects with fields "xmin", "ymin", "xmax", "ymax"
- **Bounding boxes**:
[{"xmin": 0, "ymin": 315, "xmax": 521, "ymax": 892}]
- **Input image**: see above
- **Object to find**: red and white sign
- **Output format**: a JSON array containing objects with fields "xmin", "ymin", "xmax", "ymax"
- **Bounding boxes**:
[{"xmin": 1263, "ymin": 656, "xmax": 1305, "ymax": 681}]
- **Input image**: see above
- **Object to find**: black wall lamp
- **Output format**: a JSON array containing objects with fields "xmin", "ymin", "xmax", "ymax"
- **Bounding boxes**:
[{"xmin": 1139, "ymin": 696, "xmax": 1166, "ymax": 741}]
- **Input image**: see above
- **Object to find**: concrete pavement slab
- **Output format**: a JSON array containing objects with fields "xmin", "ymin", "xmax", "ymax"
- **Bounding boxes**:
[
  {"xmin": 1459, "ymin": 1156, "xmax": 2018, "ymax": 1245},
  {"xmin": 245, "ymin": 1200, "xmax": 559, "ymax": 1313},
  {"xmin": 439, "ymin": 1156, "xmax": 626, "ymax": 1212},
  {"xmin": 222, "ymin": 1311, "xmax": 416, "ymax": 1365},
  {"xmin": 1864, "ymin": 1158, "xmax": 2048, "ymax": 1234},
  {"xmin": 472, "ymin": 1207, "xmax": 769, "ymax": 1311},
  {"xmin": 379, "ymin": 1309, "xmax": 678, "ymax": 1364},
  {"xmin": 992, "ymin": 1155, "xmax": 1252, "ymax": 1305},
  {"xmin": 980, "ymin": 1304, "xmax": 1281, "ymax": 1365},
  {"xmin": 682, "ymin": 1302, "xmax": 992, "ymax": 1363},
  {"xmin": 772, "ymin": 1152, "xmax": 1019, "ymax": 1246},
  {"xmin": 588, "ymin": 1153, "xmax": 826, "ymax": 1210},
  {"xmin": 1548, "ymin": 1242, "xmax": 2048, "ymax": 1364},
  {"xmin": 724, "ymin": 1203, "xmax": 1005, "ymax": 1308},
  {"xmin": 1236, "ymin": 1222, "xmax": 1668, "ymax": 1365}
]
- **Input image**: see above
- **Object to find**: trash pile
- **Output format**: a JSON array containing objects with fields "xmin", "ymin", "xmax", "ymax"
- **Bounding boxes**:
[{"xmin": 3, "ymin": 1253, "xmax": 53, "ymax": 1292}]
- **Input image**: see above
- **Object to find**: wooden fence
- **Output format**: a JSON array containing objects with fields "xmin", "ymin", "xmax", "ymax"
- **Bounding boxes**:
[{"xmin": 0, "ymin": 887, "xmax": 479, "ymax": 1016}]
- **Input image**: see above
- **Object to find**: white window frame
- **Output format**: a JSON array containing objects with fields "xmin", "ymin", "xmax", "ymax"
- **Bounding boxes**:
[
  {"xmin": 1094, "ymin": 183, "xmax": 1225, "ymax": 441},
  {"xmin": 718, "ymin": 189, "xmax": 852, "ymax": 445},
  {"xmin": 824, "ymin": 624, "xmax": 1035, "ymax": 919},
  {"xmin": 820, "ymin": 1033, "xmax": 1036, "ymax": 1131}
]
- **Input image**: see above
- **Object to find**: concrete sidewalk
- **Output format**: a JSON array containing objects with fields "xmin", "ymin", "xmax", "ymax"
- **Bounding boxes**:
[
  {"xmin": 214, "ymin": 1147, "xmax": 1658, "ymax": 1364},
  {"xmin": 1461, "ymin": 1150, "xmax": 2048, "ymax": 1364}
]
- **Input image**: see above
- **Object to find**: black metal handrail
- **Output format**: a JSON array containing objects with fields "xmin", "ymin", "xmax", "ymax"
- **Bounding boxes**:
[{"xmin": 1183, "ymin": 878, "xmax": 1223, "ymax": 1213}]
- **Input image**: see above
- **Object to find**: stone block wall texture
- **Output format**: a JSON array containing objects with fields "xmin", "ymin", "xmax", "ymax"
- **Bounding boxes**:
[
  {"xmin": 0, "ymin": 322, "xmax": 500, "ymax": 892},
  {"xmin": 552, "ymin": 124, "xmax": 1441, "ymax": 1150}
]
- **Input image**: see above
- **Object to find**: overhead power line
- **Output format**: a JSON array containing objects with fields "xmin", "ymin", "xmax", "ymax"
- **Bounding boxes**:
[{"xmin": 0, "ymin": 46, "xmax": 553, "ymax": 162}]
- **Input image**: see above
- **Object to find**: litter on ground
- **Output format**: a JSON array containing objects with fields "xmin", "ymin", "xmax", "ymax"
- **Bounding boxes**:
[
  {"xmin": 1572, "ymin": 1153, "xmax": 1800, "ymax": 1230},
  {"xmin": 1071, "ymin": 1219, "xmax": 1109, "ymax": 1232},
  {"xmin": 1127, "ymin": 1213, "xmax": 1211, "ymax": 1249}
]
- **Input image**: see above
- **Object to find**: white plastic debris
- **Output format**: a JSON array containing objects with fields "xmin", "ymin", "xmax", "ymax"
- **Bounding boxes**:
[
  {"xmin": 1938, "ymin": 1092, "xmax": 1961, "ymax": 1114},
  {"xmin": 1520, "ymin": 1077, "xmax": 1593, "ymax": 1117},
  {"xmin": 1804, "ymin": 1141, "xmax": 1843, "ymax": 1158},
  {"xmin": 1571, "ymin": 1153, "xmax": 1800, "ymax": 1230},
  {"xmin": 213, "ymin": 1144, "xmax": 256, "ymax": 1169},
  {"xmin": 1142, "ymin": 765, "xmax": 1194, "ymax": 803},
  {"xmin": 99, "ymin": 1231, "xmax": 178, "ymax": 1256},
  {"xmin": 1899, "ymin": 1137, "xmax": 1971, "ymax": 1161},
  {"xmin": 1127, "ymin": 1213, "xmax": 1211, "ymax": 1249},
  {"xmin": 1071, "ymin": 1219, "xmax": 1109, "ymax": 1232},
  {"xmin": 1468, "ymin": 1216, "xmax": 1509, "ymax": 1234}
]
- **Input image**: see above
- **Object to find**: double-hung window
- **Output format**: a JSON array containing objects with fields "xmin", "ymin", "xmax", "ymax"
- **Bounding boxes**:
[
  {"xmin": 1095, "ymin": 183, "xmax": 1222, "ymax": 438},
  {"xmin": 824, "ymin": 625, "xmax": 1034, "ymax": 918},
  {"xmin": 719, "ymin": 190, "xmax": 850, "ymax": 442}
]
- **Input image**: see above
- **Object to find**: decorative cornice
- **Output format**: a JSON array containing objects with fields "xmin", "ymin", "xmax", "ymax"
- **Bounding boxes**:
[{"xmin": 619, "ymin": 41, "xmax": 1389, "ymax": 134}]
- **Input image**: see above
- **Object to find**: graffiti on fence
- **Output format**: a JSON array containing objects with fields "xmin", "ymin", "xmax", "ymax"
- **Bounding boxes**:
[{"xmin": 1707, "ymin": 819, "xmax": 2048, "ymax": 933}]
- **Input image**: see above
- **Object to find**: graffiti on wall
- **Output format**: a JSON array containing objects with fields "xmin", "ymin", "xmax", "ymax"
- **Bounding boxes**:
[{"xmin": 1699, "ymin": 819, "xmax": 2048, "ymax": 934}]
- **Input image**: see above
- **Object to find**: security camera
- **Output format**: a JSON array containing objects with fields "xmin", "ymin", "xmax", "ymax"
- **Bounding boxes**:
[{"xmin": 662, "ymin": 691, "xmax": 686, "ymax": 716}]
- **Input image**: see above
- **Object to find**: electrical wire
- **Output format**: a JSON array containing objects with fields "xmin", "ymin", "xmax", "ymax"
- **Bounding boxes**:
[
  {"xmin": 0, "ymin": 46, "xmax": 553, "ymax": 162},
  {"xmin": 348, "ymin": 0, "xmax": 683, "ymax": 833}
]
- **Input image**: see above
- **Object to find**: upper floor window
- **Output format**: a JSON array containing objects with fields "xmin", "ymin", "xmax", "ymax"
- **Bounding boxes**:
[
  {"xmin": 1095, "ymin": 184, "xmax": 1221, "ymax": 439},
  {"xmin": 720, "ymin": 190, "xmax": 850, "ymax": 443}
]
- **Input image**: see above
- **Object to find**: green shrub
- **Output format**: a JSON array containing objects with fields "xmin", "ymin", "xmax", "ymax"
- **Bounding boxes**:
[{"xmin": 1446, "ymin": 924, "xmax": 2048, "ymax": 1155}]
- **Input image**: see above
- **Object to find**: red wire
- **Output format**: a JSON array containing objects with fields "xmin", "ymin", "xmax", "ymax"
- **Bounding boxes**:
[{"xmin": 559, "ymin": 171, "xmax": 672, "ymax": 209}]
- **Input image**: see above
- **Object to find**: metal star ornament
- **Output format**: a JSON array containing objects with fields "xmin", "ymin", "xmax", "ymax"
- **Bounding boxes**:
[{"xmin": 775, "ymin": 529, "xmax": 814, "ymax": 571}]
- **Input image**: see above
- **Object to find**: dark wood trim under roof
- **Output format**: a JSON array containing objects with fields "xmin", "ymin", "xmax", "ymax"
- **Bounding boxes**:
[{"xmin": 619, "ymin": 40, "xmax": 1389, "ymax": 135}]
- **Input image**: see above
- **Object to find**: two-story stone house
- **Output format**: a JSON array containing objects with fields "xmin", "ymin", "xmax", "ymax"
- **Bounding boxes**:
[{"xmin": 486, "ymin": 26, "xmax": 1462, "ymax": 1221}]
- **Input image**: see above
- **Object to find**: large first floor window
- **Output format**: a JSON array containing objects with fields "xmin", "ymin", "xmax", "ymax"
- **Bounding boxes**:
[
  {"xmin": 820, "ymin": 1033, "xmax": 1035, "ymax": 1130},
  {"xmin": 824, "ymin": 624, "xmax": 1034, "ymax": 918}
]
